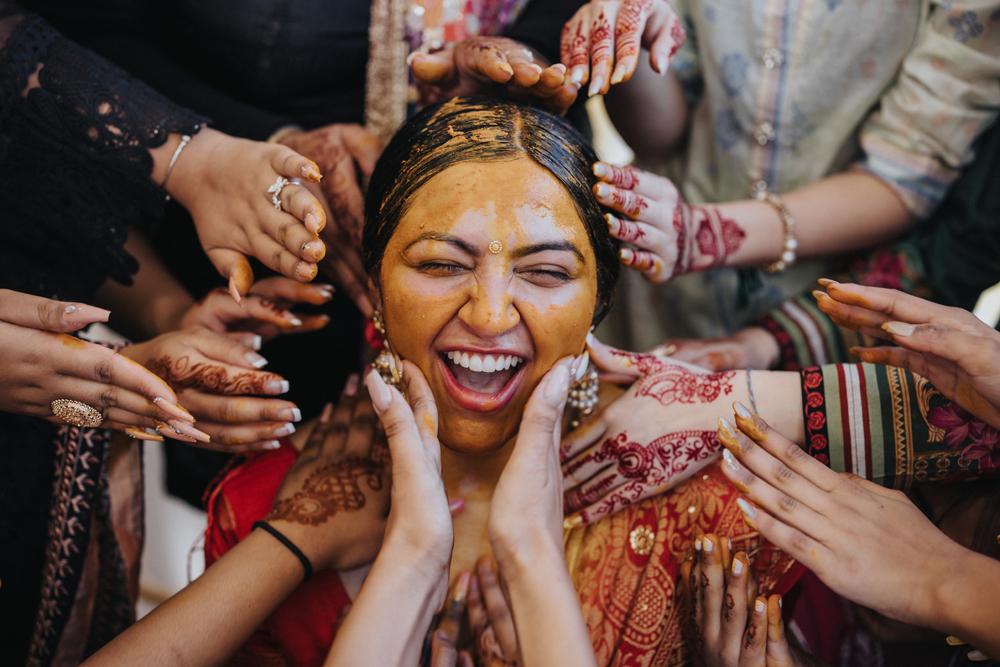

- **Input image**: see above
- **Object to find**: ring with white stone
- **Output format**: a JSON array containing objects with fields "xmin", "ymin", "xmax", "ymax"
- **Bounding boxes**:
[{"xmin": 268, "ymin": 176, "xmax": 290, "ymax": 210}]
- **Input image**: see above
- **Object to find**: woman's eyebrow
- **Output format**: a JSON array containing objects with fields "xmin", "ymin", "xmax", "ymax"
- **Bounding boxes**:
[
  {"xmin": 513, "ymin": 241, "xmax": 585, "ymax": 262},
  {"xmin": 403, "ymin": 232, "xmax": 479, "ymax": 257}
]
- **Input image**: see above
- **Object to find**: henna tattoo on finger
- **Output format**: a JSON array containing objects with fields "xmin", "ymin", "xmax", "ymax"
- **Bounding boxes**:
[
  {"xmin": 669, "ymin": 21, "xmax": 686, "ymax": 58},
  {"xmin": 561, "ymin": 21, "xmax": 589, "ymax": 69},
  {"xmin": 599, "ymin": 164, "xmax": 640, "ymax": 189},
  {"xmin": 146, "ymin": 355, "xmax": 278, "ymax": 394},
  {"xmin": 607, "ymin": 351, "xmax": 735, "ymax": 406},
  {"xmin": 590, "ymin": 10, "xmax": 613, "ymax": 67},
  {"xmin": 612, "ymin": 217, "xmax": 646, "ymax": 243},
  {"xmin": 614, "ymin": 0, "xmax": 653, "ymax": 60},
  {"xmin": 621, "ymin": 248, "xmax": 662, "ymax": 275},
  {"xmin": 724, "ymin": 593, "xmax": 736, "ymax": 621},
  {"xmin": 268, "ymin": 458, "xmax": 383, "ymax": 525}
]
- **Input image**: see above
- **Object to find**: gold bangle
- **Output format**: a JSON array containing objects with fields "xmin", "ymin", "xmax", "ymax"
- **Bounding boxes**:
[{"xmin": 756, "ymin": 189, "xmax": 797, "ymax": 273}]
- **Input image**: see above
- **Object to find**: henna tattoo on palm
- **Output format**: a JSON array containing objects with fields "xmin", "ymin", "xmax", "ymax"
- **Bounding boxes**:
[
  {"xmin": 609, "ymin": 351, "xmax": 735, "ymax": 406},
  {"xmin": 268, "ymin": 458, "xmax": 383, "ymax": 525},
  {"xmin": 614, "ymin": 0, "xmax": 653, "ymax": 59}
]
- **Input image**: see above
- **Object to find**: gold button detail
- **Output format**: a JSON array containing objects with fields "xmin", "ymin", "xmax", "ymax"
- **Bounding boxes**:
[{"xmin": 629, "ymin": 526, "xmax": 655, "ymax": 556}]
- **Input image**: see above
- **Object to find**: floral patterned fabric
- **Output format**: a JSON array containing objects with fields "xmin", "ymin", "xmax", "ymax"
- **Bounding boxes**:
[
  {"xmin": 204, "ymin": 444, "xmax": 802, "ymax": 667},
  {"xmin": 800, "ymin": 363, "xmax": 1000, "ymax": 488}
]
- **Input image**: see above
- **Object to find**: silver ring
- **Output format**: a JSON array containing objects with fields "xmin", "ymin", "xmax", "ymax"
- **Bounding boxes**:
[{"xmin": 268, "ymin": 176, "xmax": 290, "ymax": 210}]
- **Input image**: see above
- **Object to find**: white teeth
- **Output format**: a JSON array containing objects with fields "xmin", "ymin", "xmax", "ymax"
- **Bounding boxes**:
[{"xmin": 446, "ymin": 351, "xmax": 524, "ymax": 373}]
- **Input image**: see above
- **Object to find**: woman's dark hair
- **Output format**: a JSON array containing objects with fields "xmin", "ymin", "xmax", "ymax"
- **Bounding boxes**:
[{"xmin": 363, "ymin": 96, "xmax": 621, "ymax": 324}]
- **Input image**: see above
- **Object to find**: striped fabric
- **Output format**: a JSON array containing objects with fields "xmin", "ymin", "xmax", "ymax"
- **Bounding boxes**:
[{"xmin": 800, "ymin": 363, "xmax": 999, "ymax": 490}]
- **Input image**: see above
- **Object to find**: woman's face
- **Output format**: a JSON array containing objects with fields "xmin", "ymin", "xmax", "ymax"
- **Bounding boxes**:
[{"xmin": 378, "ymin": 158, "xmax": 598, "ymax": 453}]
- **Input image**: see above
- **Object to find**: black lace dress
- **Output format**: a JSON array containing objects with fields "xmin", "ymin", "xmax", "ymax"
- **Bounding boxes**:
[{"xmin": 0, "ymin": 4, "xmax": 206, "ymax": 665}]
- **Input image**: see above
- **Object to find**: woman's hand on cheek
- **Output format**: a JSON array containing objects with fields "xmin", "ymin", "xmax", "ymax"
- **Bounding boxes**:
[
  {"xmin": 266, "ymin": 377, "xmax": 391, "ymax": 572},
  {"xmin": 178, "ymin": 278, "xmax": 334, "ymax": 343},
  {"xmin": 410, "ymin": 37, "xmax": 581, "ymax": 115},
  {"xmin": 120, "ymin": 328, "xmax": 296, "ymax": 450},
  {"xmin": 560, "ymin": 335, "xmax": 726, "ymax": 527},
  {"xmin": 368, "ymin": 362, "xmax": 454, "ymax": 571},
  {"xmin": 161, "ymin": 128, "xmax": 327, "ymax": 302}
]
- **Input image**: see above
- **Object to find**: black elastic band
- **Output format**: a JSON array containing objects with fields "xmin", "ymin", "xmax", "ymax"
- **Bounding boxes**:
[{"xmin": 252, "ymin": 521, "xmax": 313, "ymax": 581}]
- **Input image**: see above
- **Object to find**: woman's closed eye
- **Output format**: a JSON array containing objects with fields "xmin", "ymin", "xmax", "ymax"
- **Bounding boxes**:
[
  {"xmin": 417, "ymin": 261, "xmax": 472, "ymax": 276},
  {"xmin": 519, "ymin": 266, "xmax": 572, "ymax": 287}
]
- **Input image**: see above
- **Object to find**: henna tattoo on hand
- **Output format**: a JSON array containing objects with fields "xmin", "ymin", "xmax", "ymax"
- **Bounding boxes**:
[
  {"xmin": 609, "ymin": 187, "xmax": 648, "ymax": 218},
  {"xmin": 692, "ymin": 206, "xmax": 747, "ymax": 268},
  {"xmin": 601, "ymin": 164, "xmax": 640, "ymax": 189},
  {"xmin": 724, "ymin": 593, "xmax": 736, "ymax": 621},
  {"xmin": 561, "ymin": 21, "xmax": 589, "ymax": 69},
  {"xmin": 614, "ymin": 0, "xmax": 653, "ymax": 59},
  {"xmin": 268, "ymin": 457, "xmax": 383, "ymax": 525},
  {"xmin": 613, "ymin": 217, "xmax": 647, "ymax": 244},
  {"xmin": 146, "ymin": 355, "xmax": 275, "ymax": 394},
  {"xmin": 609, "ymin": 351, "xmax": 735, "ymax": 406},
  {"xmin": 669, "ymin": 21, "xmax": 686, "ymax": 58},
  {"xmin": 590, "ymin": 10, "xmax": 613, "ymax": 66}
]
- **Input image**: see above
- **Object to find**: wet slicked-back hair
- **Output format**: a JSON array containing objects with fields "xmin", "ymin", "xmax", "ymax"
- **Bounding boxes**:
[{"xmin": 363, "ymin": 96, "xmax": 621, "ymax": 324}]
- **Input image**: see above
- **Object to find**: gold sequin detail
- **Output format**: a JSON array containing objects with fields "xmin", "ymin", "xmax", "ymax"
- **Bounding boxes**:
[{"xmin": 629, "ymin": 526, "xmax": 655, "ymax": 556}]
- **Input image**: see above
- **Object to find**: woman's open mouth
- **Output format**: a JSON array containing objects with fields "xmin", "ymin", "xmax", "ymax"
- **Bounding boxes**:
[{"xmin": 438, "ymin": 350, "xmax": 527, "ymax": 412}]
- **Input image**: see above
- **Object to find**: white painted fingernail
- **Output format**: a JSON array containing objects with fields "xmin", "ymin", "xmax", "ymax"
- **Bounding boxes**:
[
  {"xmin": 273, "ymin": 423, "xmax": 296, "ymax": 437},
  {"xmin": 883, "ymin": 321, "xmax": 914, "ymax": 336},
  {"xmin": 246, "ymin": 352, "xmax": 268, "ymax": 369},
  {"xmin": 289, "ymin": 317, "xmax": 303, "ymax": 327},
  {"xmin": 694, "ymin": 538, "xmax": 702, "ymax": 551},
  {"xmin": 732, "ymin": 557, "xmax": 744, "ymax": 575},
  {"xmin": 572, "ymin": 350, "xmax": 590, "ymax": 382},
  {"xmin": 588, "ymin": 75, "xmax": 604, "ymax": 97},
  {"xmin": 571, "ymin": 67, "xmax": 585, "ymax": 84},
  {"xmin": 262, "ymin": 440, "xmax": 281, "ymax": 450},
  {"xmin": 289, "ymin": 408, "xmax": 302, "ymax": 422},
  {"xmin": 755, "ymin": 599, "xmax": 765, "ymax": 613},
  {"xmin": 250, "ymin": 335, "xmax": 262, "ymax": 351},
  {"xmin": 737, "ymin": 498, "xmax": 757, "ymax": 520},
  {"xmin": 703, "ymin": 537, "xmax": 714, "ymax": 553}
]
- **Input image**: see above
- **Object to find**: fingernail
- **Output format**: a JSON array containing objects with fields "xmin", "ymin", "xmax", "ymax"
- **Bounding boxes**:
[
  {"xmin": 572, "ymin": 350, "xmax": 590, "ymax": 383},
  {"xmin": 703, "ymin": 536, "xmax": 714, "ymax": 553},
  {"xmin": 586, "ymin": 331, "xmax": 598, "ymax": 347},
  {"xmin": 249, "ymin": 334, "xmax": 262, "ymax": 351},
  {"xmin": 448, "ymin": 498, "xmax": 466, "ymax": 515},
  {"xmin": 228, "ymin": 271, "xmax": 242, "ymax": 305},
  {"xmin": 570, "ymin": 67, "xmax": 585, "ymax": 84},
  {"xmin": 755, "ymin": 598, "xmax": 765, "ymax": 613},
  {"xmin": 620, "ymin": 248, "xmax": 633, "ymax": 263},
  {"xmin": 266, "ymin": 379, "xmax": 290, "ymax": 394},
  {"xmin": 272, "ymin": 422, "xmax": 296, "ymax": 437},
  {"xmin": 723, "ymin": 448, "xmax": 742, "ymax": 473},
  {"xmin": 610, "ymin": 64, "xmax": 626, "ymax": 85},
  {"xmin": 734, "ymin": 402, "xmax": 753, "ymax": 420},
  {"xmin": 262, "ymin": 440, "xmax": 281, "ymax": 450},
  {"xmin": 817, "ymin": 278, "xmax": 839, "ymax": 288},
  {"xmin": 883, "ymin": 321, "xmax": 914, "ymax": 337},
  {"xmin": 778, "ymin": 596, "xmax": 782, "ymax": 609},
  {"xmin": 295, "ymin": 261, "xmax": 317, "ymax": 281},
  {"xmin": 454, "ymin": 572, "xmax": 472, "ymax": 603},
  {"xmin": 283, "ymin": 407, "xmax": 302, "ymax": 422},
  {"xmin": 126, "ymin": 426, "xmax": 163, "ymax": 441},
  {"xmin": 655, "ymin": 55, "xmax": 667, "ymax": 74},
  {"xmin": 718, "ymin": 416, "xmax": 737, "ymax": 441},
  {"xmin": 168, "ymin": 419, "xmax": 211, "ymax": 443},
  {"xmin": 497, "ymin": 62, "xmax": 514, "ymax": 76},
  {"xmin": 344, "ymin": 373, "xmax": 360, "ymax": 397},
  {"xmin": 737, "ymin": 498, "xmax": 757, "ymax": 520},
  {"xmin": 968, "ymin": 650, "xmax": 988, "ymax": 661},
  {"xmin": 302, "ymin": 162, "xmax": 323, "ymax": 182},
  {"xmin": 563, "ymin": 515, "xmax": 583, "ymax": 529},
  {"xmin": 812, "ymin": 290, "xmax": 827, "ymax": 300},
  {"xmin": 595, "ymin": 182, "xmax": 611, "ymax": 199},
  {"xmin": 153, "ymin": 397, "xmax": 196, "ymax": 423},
  {"xmin": 593, "ymin": 162, "xmax": 610, "ymax": 179},
  {"xmin": 302, "ymin": 240, "xmax": 325, "ymax": 262},
  {"xmin": 728, "ymin": 538, "xmax": 733, "ymax": 551},
  {"xmin": 732, "ymin": 556, "xmax": 744, "ymax": 575},
  {"xmin": 63, "ymin": 304, "xmax": 111, "ymax": 324},
  {"xmin": 946, "ymin": 637, "xmax": 968, "ymax": 646},
  {"xmin": 288, "ymin": 317, "xmax": 304, "ymax": 327},
  {"xmin": 544, "ymin": 363, "xmax": 571, "ymax": 404},
  {"xmin": 246, "ymin": 352, "xmax": 268, "ymax": 368},
  {"xmin": 366, "ymin": 371, "xmax": 392, "ymax": 412},
  {"xmin": 694, "ymin": 538, "xmax": 702, "ymax": 551},
  {"xmin": 588, "ymin": 74, "xmax": 604, "ymax": 97},
  {"xmin": 305, "ymin": 213, "xmax": 322, "ymax": 234}
]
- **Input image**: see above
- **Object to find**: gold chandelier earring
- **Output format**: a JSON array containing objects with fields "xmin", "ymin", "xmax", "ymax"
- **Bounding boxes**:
[
  {"xmin": 568, "ymin": 351, "xmax": 599, "ymax": 428},
  {"xmin": 370, "ymin": 311, "xmax": 402, "ymax": 387}
]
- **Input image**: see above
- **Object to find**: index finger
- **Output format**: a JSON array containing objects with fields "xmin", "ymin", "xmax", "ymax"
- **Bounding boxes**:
[
  {"xmin": 0, "ymin": 289, "xmax": 110, "ymax": 333},
  {"xmin": 825, "ymin": 282, "xmax": 988, "ymax": 335}
]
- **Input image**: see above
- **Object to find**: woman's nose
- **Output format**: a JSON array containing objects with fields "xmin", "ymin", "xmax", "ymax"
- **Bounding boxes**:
[{"xmin": 458, "ymin": 281, "xmax": 520, "ymax": 336}]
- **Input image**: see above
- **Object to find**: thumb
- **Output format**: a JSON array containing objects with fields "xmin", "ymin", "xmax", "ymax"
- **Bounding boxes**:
[
  {"xmin": 586, "ymin": 332, "xmax": 644, "ymax": 383},
  {"xmin": 205, "ymin": 248, "xmax": 255, "ymax": 305},
  {"xmin": 0, "ymin": 289, "xmax": 110, "ymax": 333},
  {"xmin": 513, "ymin": 358, "xmax": 573, "ymax": 462},
  {"xmin": 883, "ymin": 321, "xmax": 999, "ymax": 370},
  {"xmin": 410, "ymin": 51, "xmax": 453, "ymax": 85}
]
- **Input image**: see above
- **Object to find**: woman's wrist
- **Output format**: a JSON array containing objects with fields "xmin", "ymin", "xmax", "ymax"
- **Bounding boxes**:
[
  {"xmin": 714, "ymin": 199, "xmax": 787, "ymax": 269},
  {"xmin": 158, "ymin": 128, "xmax": 224, "ymax": 207}
]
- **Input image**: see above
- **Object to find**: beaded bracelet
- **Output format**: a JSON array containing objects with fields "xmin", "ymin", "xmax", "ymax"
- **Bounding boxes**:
[
  {"xmin": 756, "ymin": 189, "xmax": 798, "ymax": 273},
  {"xmin": 252, "ymin": 521, "xmax": 313, "ymax": 581}
]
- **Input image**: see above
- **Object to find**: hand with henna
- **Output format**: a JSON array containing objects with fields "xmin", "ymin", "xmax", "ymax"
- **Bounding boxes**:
[
  {"xmin": 680, "ymin": 533, "xmax": 803, "ymax": 667},
  {"xmin": 560, "ymin": 0, "xmax": 685, "ymax": 96},
  {"xmin": 652, "ymin": 328, "xmax": 782, "ymax": 373},
  {"xmin": 411, "ymin": 37, "xmax": 580, "ymax": 115},
  {"xmin": 814, "ymin": 280, "xmax": 1000, "ymax": 428},
  {"xmin": 0, "ymin": 289, "xmax": 197, "ymax": 438},
  {"xmin": 177, "ymin": 278, "xmax": 334, "ymax": 345},
  {"xmin": 592, "ymin": 161, "xmax": 748, "ymax": 282},
  {"xmin": 561, "ymin": 335, "xmax": 731, "ymax": 526},
  {"xmin": 120, "ymin": 327, "xmax": 298, "ymax": 451},
  {"xmin": 154, "ymin": 128, "xmax": 328, "ymax": 303},
  {"xmin": 717, "ymin": 405, "xmax": 1000, "ymax": 662}
]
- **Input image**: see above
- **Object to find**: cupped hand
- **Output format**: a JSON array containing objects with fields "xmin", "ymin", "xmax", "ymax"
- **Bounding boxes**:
[
  {"xmin": 680, "ymin": 533, "xmax": 799, "ymax": 667},
  {"xmin": 178, "ymin": 278, "xmax": 334, "ymax": 344},
  {"xmin": 560, "ymin": 0, "xmax": 685, "ymax": 96},
  {"xmin": 411, "ymin": 37, "xmax": 580, "ymax": 115},
  {"xmin": 657, "ymin": 327, "xmax": 782, "ymax": 372},
  {"xmin": 266, "ymin": 376, "xmax": 390, "ymax": 572},
  {"xmin": 592, "ymin": 162, "xmax": 746, "ymax": 282},
  {"xmin": 814, "ymin": 280, "xmax": 1000, "ymax": 428},
  {"xmin": 0, "ymin": 289, "xmax": 196, "ymax": 437},
  {"xmin": 121, "ymin": 327, "xmax": 296, "ymax": 450},
  {"xmin": 560, "ymin": 335, "xmax": 725, "ymax": 526},
  {"xmin": 163, "ymin": 128, "xmax": 328, "ymax": 302},
  {"xmin": 716, "ymin": 404, "xmax": 966, "ymax": 631}
]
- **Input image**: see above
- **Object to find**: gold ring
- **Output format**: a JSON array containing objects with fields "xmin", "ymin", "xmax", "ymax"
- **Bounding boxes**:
[{"xmin": 50, "ymin": 399, "xmax": 104, "ymax": 428}]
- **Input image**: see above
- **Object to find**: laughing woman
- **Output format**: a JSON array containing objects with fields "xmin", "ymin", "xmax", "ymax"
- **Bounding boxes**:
[{"xmin": 203, "ymin": 97, "xmax": 800, "ymax": 666}]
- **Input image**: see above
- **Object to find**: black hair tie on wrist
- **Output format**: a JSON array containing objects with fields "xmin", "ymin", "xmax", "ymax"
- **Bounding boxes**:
[{"xmin": 252, "ymin": 521, "xmax": 313, "ymax": 581}]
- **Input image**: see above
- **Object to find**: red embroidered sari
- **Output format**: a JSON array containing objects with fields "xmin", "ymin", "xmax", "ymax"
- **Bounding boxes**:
[{"xmin": 205, "ymin": 441, "xmax": 803, "ymax": 667}]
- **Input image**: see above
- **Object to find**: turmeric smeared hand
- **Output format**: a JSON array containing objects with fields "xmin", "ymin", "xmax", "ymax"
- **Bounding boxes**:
[
  {"xmin": 814, "ymin": 281, "xmax": 1000, "ymax": 429},
  {"xmin": 410, "ymin": 37, "xmax": 580, "ymax": 116}
]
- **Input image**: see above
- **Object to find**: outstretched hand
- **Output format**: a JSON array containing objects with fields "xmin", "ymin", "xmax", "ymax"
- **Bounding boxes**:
[
  {"xmin": 814, "ymin": 281, "xmax": 1000, "ymax": 428},
  {"xmin": 411, "ymin": 37, "xmax": 580, "ymax": 115},
  {"xmin": 560, "ymin": 0, "xmax": 685, "ymax": 96}
]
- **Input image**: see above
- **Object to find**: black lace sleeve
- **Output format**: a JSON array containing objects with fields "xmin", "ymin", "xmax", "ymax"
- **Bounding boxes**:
[{"xmin": 0, "ymin": 2, "xmax": 208, "ymax": 302}]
